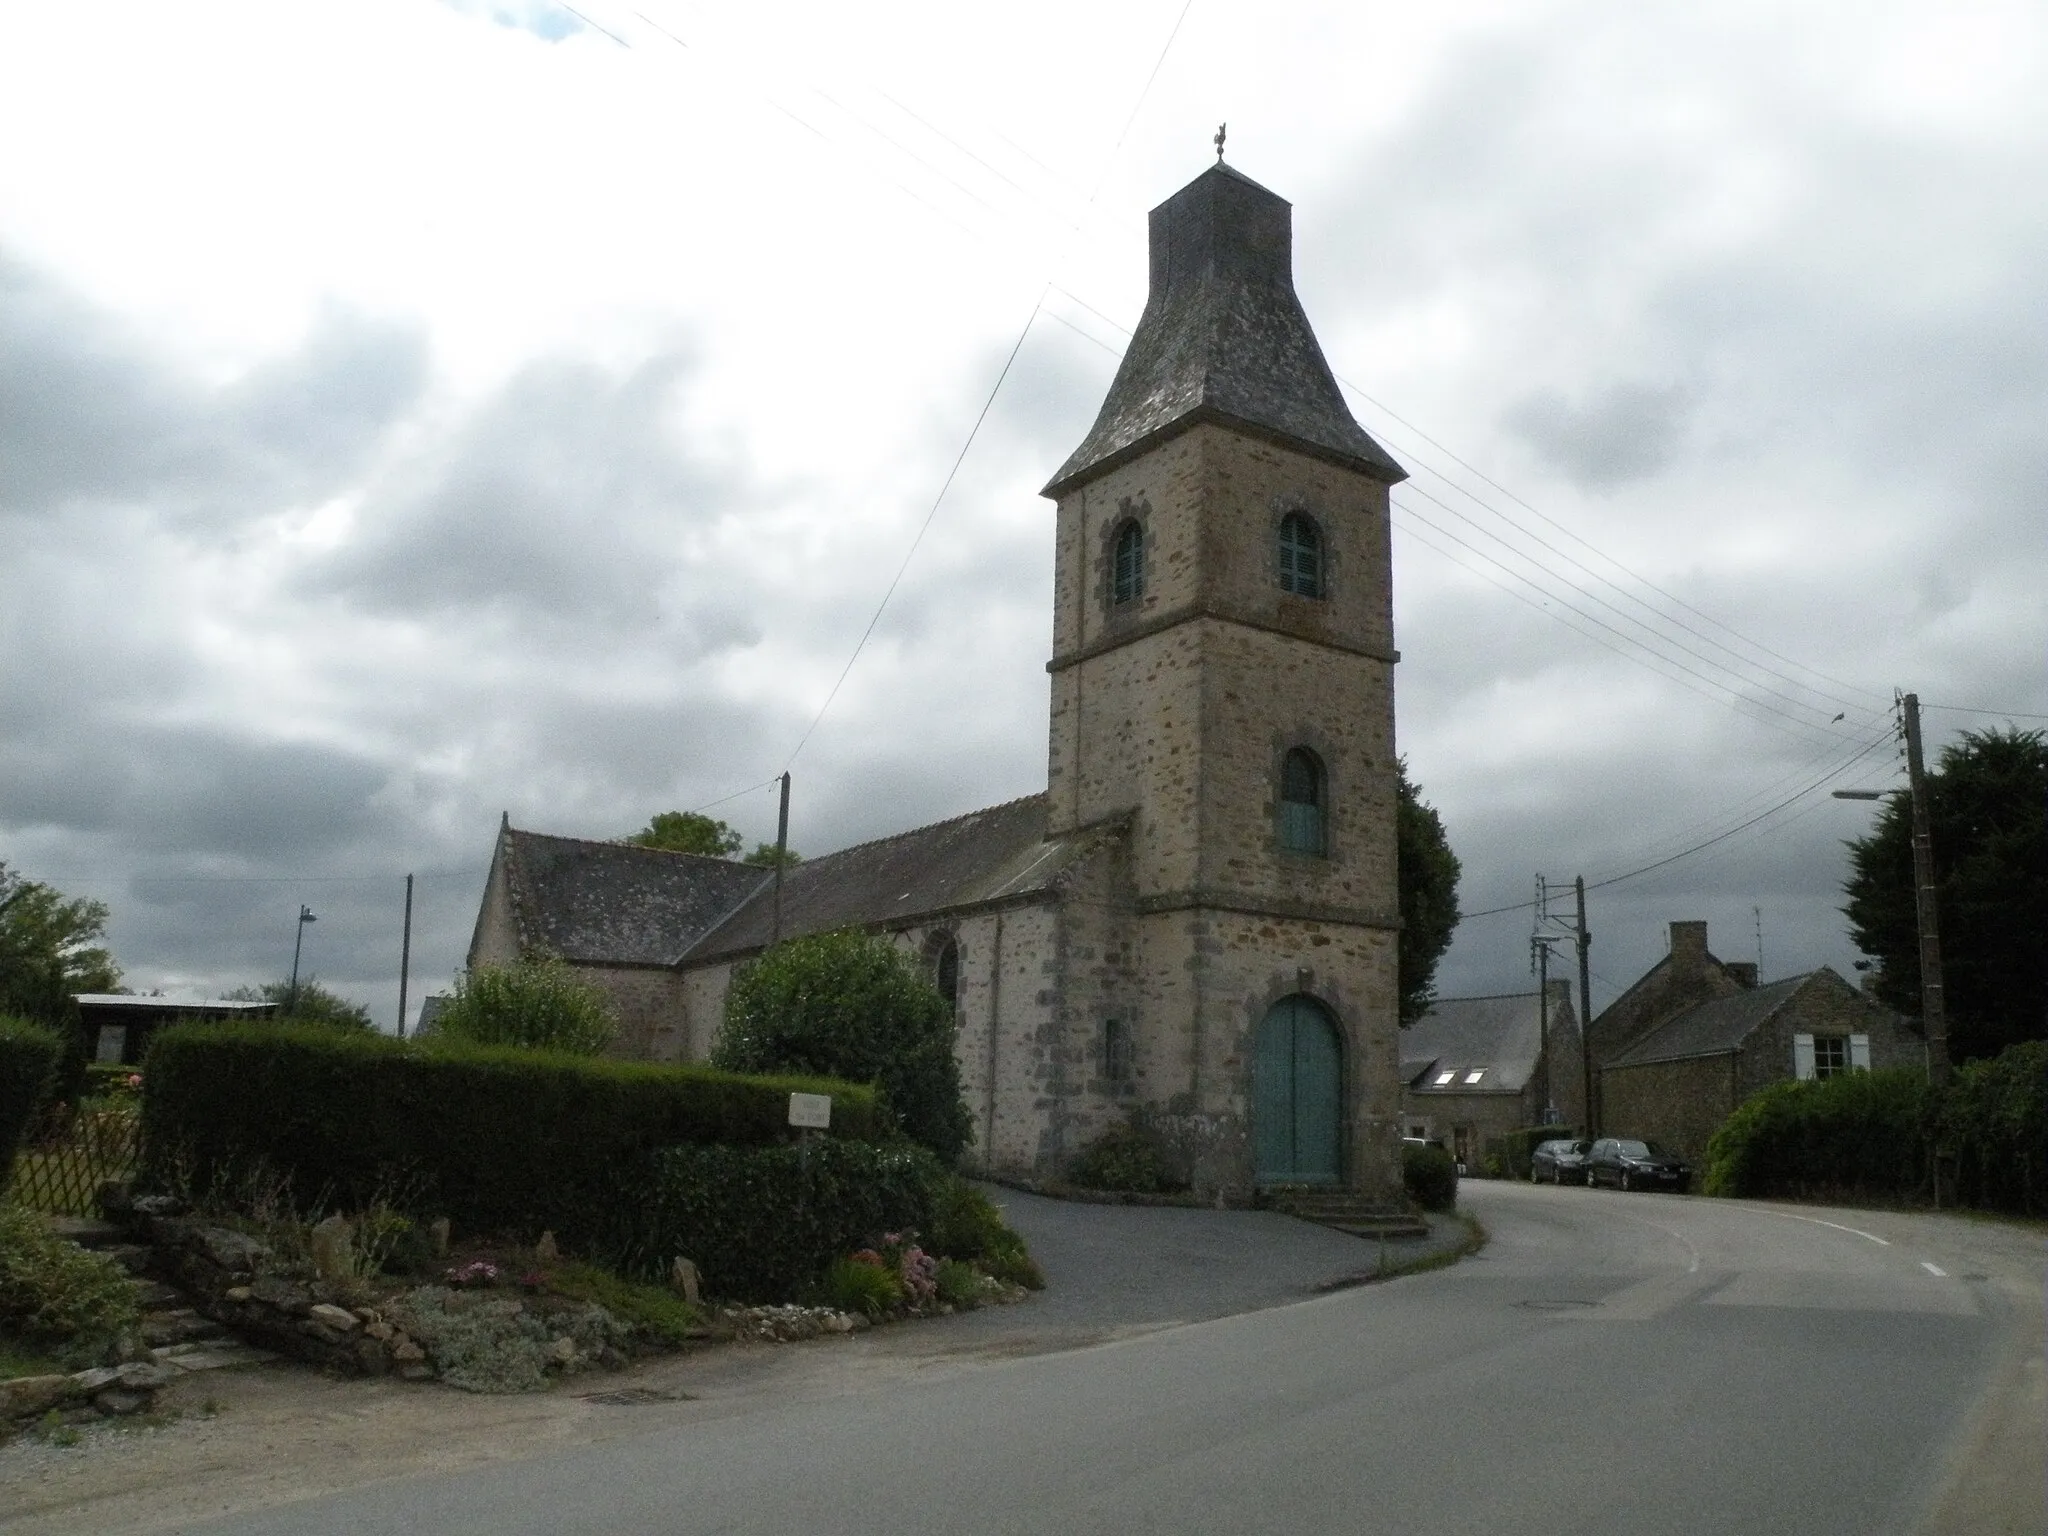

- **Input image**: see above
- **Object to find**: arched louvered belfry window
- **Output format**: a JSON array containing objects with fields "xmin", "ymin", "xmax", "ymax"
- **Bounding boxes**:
[
  {"xmin": 1279, "ymin": 748, "xmax": 1327, "ymax": 855},
  {"xmin": 1112, "ymin": 519, "xmax": 1145, "ymax": 605},
  {"xmin": 1278, "ymin": 512, "xmax": 1324, "ymax": 598},
  {"xmin": 933, "ymin": 937, "xmax": 960, "ymax": 1012}
]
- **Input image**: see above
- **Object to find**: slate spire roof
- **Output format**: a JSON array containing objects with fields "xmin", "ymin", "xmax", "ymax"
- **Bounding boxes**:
[{"xmin": 1044, "ymin": 163, "xmax": 1405, "ymax": 497}]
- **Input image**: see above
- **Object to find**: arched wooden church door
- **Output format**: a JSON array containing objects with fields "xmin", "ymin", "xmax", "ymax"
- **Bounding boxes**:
[{"xmin": 1254, "ymin": 994, "xmax": 1342, "ymax": 1185}]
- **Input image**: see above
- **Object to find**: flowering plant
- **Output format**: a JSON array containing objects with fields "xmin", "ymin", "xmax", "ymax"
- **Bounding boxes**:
[
  {"xmin": 445, "ymin": 1260, "xmax": 500, "ymax": 1288},
  {"xmin": 866, "ymin": 1232, "xmax": 937, "ymax": 1305}
]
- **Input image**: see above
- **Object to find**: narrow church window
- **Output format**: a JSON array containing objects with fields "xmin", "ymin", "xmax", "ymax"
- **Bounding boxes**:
[
  {"xmin": 1104, "ymin": 1018, "xmax": 1134, "ymax": 1085},
  {"xmin": 1279, "ymin": 747, "xmax": 1327, "ymax": 854},
  {"xmin": 933, "ymin": 937, "xmax": 960, "ymax": 1012},
  {"xmin": 1112, "ymin": 520, "xmax": 1145, "ymax": 604},
  {"xmin": 1278, "ymin": 512, "xmax": 1324, "ymax": 598}
]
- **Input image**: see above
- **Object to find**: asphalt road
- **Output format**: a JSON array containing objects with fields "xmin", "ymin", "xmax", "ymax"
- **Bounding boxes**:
[{"xmin": 165, "ymin": 1182, "xmax": 2034, "ymax": 1536}]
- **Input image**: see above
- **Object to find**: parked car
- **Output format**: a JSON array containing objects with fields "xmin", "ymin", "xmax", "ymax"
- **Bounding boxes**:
[
  {"xmin": 1530, "ymin": 1138, "xmax": 1591, "ymax": 1185},
  {"xmin": 1585, "ymin": 1138, "xmax": 1691, "ymax": 1192}
]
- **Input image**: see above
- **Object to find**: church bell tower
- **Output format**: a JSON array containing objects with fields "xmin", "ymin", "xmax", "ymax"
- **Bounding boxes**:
[{"xmin": 1043, "ymin": 162, "xmax": 1409, "ymax": 1198}]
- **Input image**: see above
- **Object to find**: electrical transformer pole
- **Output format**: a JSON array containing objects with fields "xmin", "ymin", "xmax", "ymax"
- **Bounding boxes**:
[{"xmin": 1900, "ymin": 693, "xmax": 1950, "ymax": 1085}]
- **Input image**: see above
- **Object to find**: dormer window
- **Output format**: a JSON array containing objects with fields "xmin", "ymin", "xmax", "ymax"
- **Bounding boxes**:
[
  {"xmin": 1278, "ymin": 512, "xmax": 1323, "ymax": 598},
  {"xmin": 1279, "ymin": 747, "xmax": 1327, "ymax": 855},
  {"xmin": 1433, "ymin": 1070, "xmax": 1457, "ymax": 1086},
  {"xmin": 1463, "ymin": 1068, "xmax": 1486, "ymax": 1085},
  {"xmin": 1112, "ymin": 519, "xmax": 1145, "ymax": 605}
]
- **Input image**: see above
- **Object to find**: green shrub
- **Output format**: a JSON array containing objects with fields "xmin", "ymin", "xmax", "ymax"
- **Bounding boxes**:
[
  {"xmin": 1068, "ymin": 1120, "xmax": 1185, "ymax": 1194},
  {"xmin": 0, "ymin": 1205, "xmax": 140, "ymax": 1364},
  {"xmin": 604, "ymin": 1139, "xmax": 948, "ymax": 1302},
  {"xmin": 925, "ymin": 1178, "xmax": 1040, "ymax": 1286},
  {"xmin": 141, "ymin": 1024, "xmax": 886, "ymax": 1255},
  {"xmin": 547, "ymin": 1261, "xmax": 702, "ymax": 1346},
  {"xmin": 820, "ymin": 1255, "xmax": 902, "ymax": 1317},
  {"xmin": 385, "ymin": 1285, "xmax": 628, "ymax": 1394},
  {"xmin": 933, "ymin": 1256, "xmax": 983, "ymax": 1307},
  {"xmin": 0, "ymin": 1016, "xmax": 62, "ymax": 1188},
  {"xmin": 82, "ymin": 1062, "xmax": 144, "ymax": 1103},
  {"xmin": 1702, "ymin": 1068, "xmax": 1932, "ymax": 1201},
  {"xmin": 1403, "ymin": 1141, "xmax": 1458, "ymax": 1212},
  {"xmin": 714, "ymin": 930, "xmax": 971, "ymax": 1158},
  {"xmin": 1937, "ymin": 1041, "xmax": 2048, "ymax": 1216},
  {"xmin": 433, "ymin": 956, "xmax": 618, "ymax": 1056}
]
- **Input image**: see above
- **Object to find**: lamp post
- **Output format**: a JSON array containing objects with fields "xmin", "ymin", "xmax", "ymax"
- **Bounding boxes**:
[{"xmin": 288, "ymin": 905, "xmax": 317, "ymax": 1013}]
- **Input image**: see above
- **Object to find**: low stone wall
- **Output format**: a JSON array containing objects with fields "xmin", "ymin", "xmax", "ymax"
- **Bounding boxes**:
[
  {"xmin": 0, "ymin": 1361, "xmax": 177, "ymax": 1432},
  {"xmin": 115, "ymin": 1199, "xmax": 434, "ymax": 1380}
]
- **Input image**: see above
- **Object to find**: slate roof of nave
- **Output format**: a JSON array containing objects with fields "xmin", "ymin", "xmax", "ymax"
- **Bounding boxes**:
[
  {"xmin": 498, "ymin": 795, "xmax": 1095, "ymax": 971},
  {"xmin": 685, "ymin": 793, "xmax": 1092, "ymax": 963}
]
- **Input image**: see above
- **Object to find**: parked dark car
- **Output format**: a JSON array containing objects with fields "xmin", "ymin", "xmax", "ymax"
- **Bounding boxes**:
[
  {"xmin": 1585, "ymin": 1137, "xmax": 1691, "ymax": 1192},
  {"xmin": 1530, "ymin": 1138, "xmax": 1591, "ymax": 1184}
]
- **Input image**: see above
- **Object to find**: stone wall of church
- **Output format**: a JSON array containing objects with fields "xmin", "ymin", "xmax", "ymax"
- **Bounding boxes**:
[
  {"xmin": 928, "ymin": 904, "xmax": 1063, "ymax": 1179},
  {"xmin": 569, "ymin": 964, "xmax": 688, "ymax": 1060}
]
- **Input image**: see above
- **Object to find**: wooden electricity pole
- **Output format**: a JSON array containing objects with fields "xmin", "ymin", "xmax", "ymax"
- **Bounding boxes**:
[
  {"xmin": 770, "ymin": 772, "xmax": 791, "ymax": 947},
  {"xmin": 1901, "ymin": 693, "xmax": 1950, "ymax": 1085},
  {"xmin": 397, "ymin": 873, "xmax": 414, "ymax": 1038},
  {"xmin": 1576, "ymin": 876, "xmax": 1596, "ymax": 1137}
]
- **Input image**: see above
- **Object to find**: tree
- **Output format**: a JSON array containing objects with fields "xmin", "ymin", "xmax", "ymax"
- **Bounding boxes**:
[
  {"xmin": 628, "ymin": 812, "xmax": 802, "ymax": 867},
  {"xmin": 0, "ymin": 863, "xmax": 120, "ymax": 1026},
  {"xmin": 1397, "ymin": 761, "xmax": 1462, "ymax": 1026},
  {"xmin": 1843, "ymin": 727, "xmax": 2047, "ymax": 1062},
  {"xmin": 223, "ymin": 979, "xmax": 374, "ymax": 1032},
  {"xmin": 627, "ymin": 812, "xmax": 743, "ymax": 858},
  {"xmin": 432, "ymin": 955, "xmax": 619, "ymax": 1056},
  {"xmin": 713, "ymin": 929, "xmax": 971, "ymax": 1158}
]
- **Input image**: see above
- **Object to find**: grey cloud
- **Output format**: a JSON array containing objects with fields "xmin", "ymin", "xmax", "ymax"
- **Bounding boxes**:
[
  {"xmin": 1503, "ymin": 381, "xmax": 1694, "ymax": 489},
  {"xmin": 0, "ymin": 259, "xmax": 425, "ymax": 527}
]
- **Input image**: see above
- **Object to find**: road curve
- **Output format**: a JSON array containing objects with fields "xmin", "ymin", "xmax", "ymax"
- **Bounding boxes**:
[{"xmin": 165, "ymin": 1183, "xmax": 2034, "ymax": 1536}]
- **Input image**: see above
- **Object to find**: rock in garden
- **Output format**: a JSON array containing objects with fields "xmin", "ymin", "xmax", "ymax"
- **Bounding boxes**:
[
  {"xmin": 309, "ymin": 1215, "xmax": 355, "ymax": 1280},
  {"xmin": 534, "ymin": 1230, "xmax": 560, "ymax": 1265},
  {"xmin": 670, "ymin": 1257, "xmax": 701, "ymax": 1305},
  {"xmin": 93, "ymin": 1388, "xmax": 153, "ymax": 1417},
  {"xmin": 0, "ymin": 1375, "xmax": 73, "ymax": 1421},
  {"xmin": 224, "ymin": 1285, "xmax": 254, "ymax": 1302},
  {"xmin": 191, "ymin": 1226, "xmax": 271, "ymax": 1274},
  {"xmin": 549, "ymin": 1337, "xmax": 577, "ymax": 1365},
  {"xmin": 391, "ymin": 1338, "xmax": 425, "ymax": 1363},
  {"xmin": 400, "ymin": 1363, "xmax": 435, "ymax": 1382},
  {"xmin": 364, "ymin": 1320, "xmax": 395, "ymax": 1341},
  {"xmin": 250, "ymin": 1275, "xmax": 311, "ymax": 1313},
  {"xmin": 428, "ymin": 1217, "xmax": 451, "ymax": 1257},
  {"xmin": 354, "ymin": 1338, "xmax": 390, "ymax": 1376},
  {"xmin": 308, "ymin": 1302, "xmax": 360, "ymax": 1332}
]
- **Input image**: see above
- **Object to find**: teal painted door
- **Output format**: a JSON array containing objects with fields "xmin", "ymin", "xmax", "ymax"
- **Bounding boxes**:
[{"xmin": 1253, "ymin": 996, "xmax": 1342, "ymax": 1185}]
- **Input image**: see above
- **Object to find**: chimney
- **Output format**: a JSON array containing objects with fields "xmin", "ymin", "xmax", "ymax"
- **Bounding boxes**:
[
  {"xmin": 1669, "ymin": 921, "xmax": 1709, "ymax": 980},
  {"xmin": 1724, "ymin": 962, "xmax": 1758, "ymax": 989}
]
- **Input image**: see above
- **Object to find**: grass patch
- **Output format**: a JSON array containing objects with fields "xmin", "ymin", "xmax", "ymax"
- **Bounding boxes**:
[
  {"xmin": 0, "ymin": 1340, "xmax": 66, "ymax": 1381},
  {"xmin": 545, "ymin": 1262, "xmax": 703, "ymax": 1346}
]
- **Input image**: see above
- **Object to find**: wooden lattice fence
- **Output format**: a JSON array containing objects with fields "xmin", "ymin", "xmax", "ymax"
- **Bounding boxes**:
[{"xmin": 3, "ymin": 1102, "xmax": 141, "ymax": 1217}]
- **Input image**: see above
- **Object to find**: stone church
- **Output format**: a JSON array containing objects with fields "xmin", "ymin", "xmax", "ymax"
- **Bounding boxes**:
[{"xmin": 469, "ymin": 162, "xmax": 1411, "ymax": 1203}]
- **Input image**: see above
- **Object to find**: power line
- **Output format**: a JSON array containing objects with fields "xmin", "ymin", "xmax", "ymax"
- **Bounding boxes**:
[{"xmin": 1920, "ymin": 702, "xmax": 2048, "ymax": 721}]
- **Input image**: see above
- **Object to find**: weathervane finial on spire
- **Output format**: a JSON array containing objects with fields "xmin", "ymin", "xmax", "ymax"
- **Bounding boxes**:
[{"xmin": 1213, "ymin": 122, "xmax": 1226, "ymax": 163}]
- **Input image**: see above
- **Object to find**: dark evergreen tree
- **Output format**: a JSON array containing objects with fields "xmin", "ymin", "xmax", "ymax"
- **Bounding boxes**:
[
  {"xmin": 1396, "ymin": 762, "xmax": 1463, "ymax": 1025},
  {"xmin": 1843, "ymin": 727, "xmax": 2047, "ymax": 1061}
]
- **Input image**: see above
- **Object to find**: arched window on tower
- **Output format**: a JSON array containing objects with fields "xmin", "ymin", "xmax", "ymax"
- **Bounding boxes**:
[
  {"xmin": 933, "ymin": 936, "xmax": 960, "ymax": 1013},
  {"xmin": 1278, "ymin": 512, "xmax": 1324, "ymax": 598},
  {"xmin": 1112, "ymin": 519, "xmax": 1145, "ymax": 605},
  {"xmin": 1279, "ymin": 748, "xmax": 1327, "ymax": 855}
]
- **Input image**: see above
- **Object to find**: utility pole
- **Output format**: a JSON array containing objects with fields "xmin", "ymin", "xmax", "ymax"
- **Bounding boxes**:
[
  {"xmin": 397, "ymin": 873, "xmax": 414, "ymax": 1038},
  {"xmin": 1901, "ymin": 692, "xmax": 1950, "ymax": 1084},
  {"xmin": 1533, "ymin": 877, "xmax": 1578, "ymax": 1130},
  {"xmin": 1532, "ymin": 934, "xmax": 1554, "ymax": 1124},
  {"xmin": 1576, "ymin": 876, "xmax": 1596, "ymax": 1138},
  {"xmin": 770, "ymin": 772, "xmax": 791, "ymax": 947},
  {"xmin": 288, "ymin": 904, "xmax": 316, "ymax": 1013}
]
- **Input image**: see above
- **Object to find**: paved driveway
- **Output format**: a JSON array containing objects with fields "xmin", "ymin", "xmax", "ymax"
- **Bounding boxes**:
[{"xmin": 878, "ymin": 1185, "xmax": 1471, "ymax": 1355}]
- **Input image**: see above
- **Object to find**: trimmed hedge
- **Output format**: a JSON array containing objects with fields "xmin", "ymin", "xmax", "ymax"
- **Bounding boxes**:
[
  {"xmin": 0, "ymin": 1015, "xmax": 62, "ymax": 1187},
  {"xmin": 141, "ymin": 1023, "xmax": 887, "ymax": 1251},
  {"xmin": 602, "ymin": 1139, "xmax": 948, "ymax": 1301},
  {"xmin": 1403, "ymin": 1140, "xmax": 1458, "ymax": 1212},
  {"xmin": 1703, "ymin": 1068, "xmax": 1933, "ymax": 1203},
  {"xmin": 1937, "ymin": 1041, "xmax": 2048, "ymax": 1215}
]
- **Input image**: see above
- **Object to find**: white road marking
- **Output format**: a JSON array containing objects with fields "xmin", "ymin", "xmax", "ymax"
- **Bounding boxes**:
[
  {"xmin": 1761, "ymin": 1210, "xmax": 1890, "ymax": 1245},
  {"xmin": 1922, "ymin": 1261, "xmax": 1948, "ymax": 1277}
]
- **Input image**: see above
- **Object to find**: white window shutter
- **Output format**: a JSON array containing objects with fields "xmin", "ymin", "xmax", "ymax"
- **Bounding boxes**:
[
  {"xmin": 1793, "ymin": 1033, "xmax": 1816, "ymax": 1080},
  {"xmin": 1849, "ymin": 1034, "xmax": 1871, "ymax": 1070}
]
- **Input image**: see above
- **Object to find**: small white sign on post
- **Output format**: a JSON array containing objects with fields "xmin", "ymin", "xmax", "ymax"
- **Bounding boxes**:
[{"xmin": 787, "ymin": 1092, "xmax": 832, "ymax": 1130}]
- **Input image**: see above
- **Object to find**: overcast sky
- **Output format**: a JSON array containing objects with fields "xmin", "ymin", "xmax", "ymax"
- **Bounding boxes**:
[{"xmin": 4, "ymin": 0, "xmax": 2043, "ymax": 1031}]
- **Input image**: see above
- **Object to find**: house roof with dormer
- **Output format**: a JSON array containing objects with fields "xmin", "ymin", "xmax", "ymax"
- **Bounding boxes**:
[
  {"xmin": 1400, "ymin": 987, "xmax": 1572, "ymax": 1095},
  {"xmin": 1044, "ymin": 163, "xmax": 1405, "ymax": 498}
]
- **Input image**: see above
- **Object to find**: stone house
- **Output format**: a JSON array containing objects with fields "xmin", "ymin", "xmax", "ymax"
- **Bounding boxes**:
[
  {"xmin": 469, "ymin": 162, "xmax": 1411, "ymax": 1204},
  {"xmin": 1593, "ymin": 921, "xmax": 1924, "ymax": 1165},
  {"xmin": 1398, "ymin": 981, "xmax": 1583, "ymax": 1170}
]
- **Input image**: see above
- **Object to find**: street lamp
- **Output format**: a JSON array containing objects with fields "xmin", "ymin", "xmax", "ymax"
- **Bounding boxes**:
[{"xmin": 288, "ymin": 905, "xmax": 317, "ymax": 1014}]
